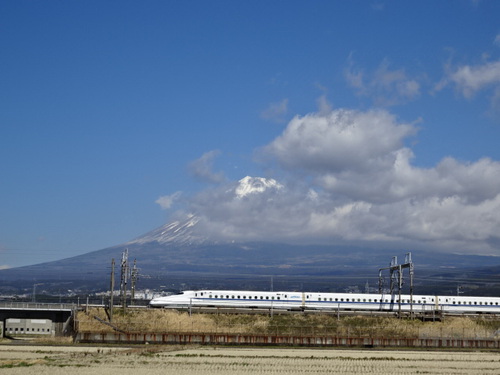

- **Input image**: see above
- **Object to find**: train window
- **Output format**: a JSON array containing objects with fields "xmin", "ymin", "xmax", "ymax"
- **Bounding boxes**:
[
  {"xmin": 237, "ymin": 295, "xmax": 240, "ymax": 299},
  {"xmin": 260, "ymin": 296, "xmax": 263, "ymax": 299},
  {"xmin": 266, "ymin": 296, "xmax": 269, "ymax": 300},
  {"xmin": 335, "ymin": 298, "xmax": 338, "ymax": 302},
  {"xmin": 277, "ymin": 297, "xmax": 280, "ymax": 300},
  {"xmin": 496, "ymin": 302, "xmax": 498, "ymax": 305},
  {"xmin": 374, "ymin": 299, "xmax": 378, "ymax": 303},
  {"xmin": 340, "ymin": 298, "xmax": 344, "ymax": 302},
  {"xmin": 195, "ymin": 293, "xmax": 198, "ymax": 297},
  {"xmin": 272, "ymin": 296, "xmax": 275, "ymax": 300},
  {"xmin": 226, "ymin": 295, "xmax": 229, "ymax": 299},
  {"xmin": 369, "ymin": 299, "xmax": 372, "ymax": 302},
  {"xmin": 474, "ymin": 302, "xmax": 477, "ymax": 305},
  {"xmin": 201, "ymin": 293, "xmax": 204, "ymax": 296},
  {"xmin": 330, "ymin": 298, "xmax": 333, "ymax": 301},
  {"xmin": 285, "ymin": 295, "xmax": 288, "ymax": 298},
  {"xmin": 318, "ymin": 298, "xmax": 322, "ymax": 301},
  {"xmin": 363, "ymin": 299, "xmax": 366, "ymax": 302}
]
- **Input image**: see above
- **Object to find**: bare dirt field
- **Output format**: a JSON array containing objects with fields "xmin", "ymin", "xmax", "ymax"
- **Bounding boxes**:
[{"xmin": 1, "ymin": 340, "xmax": 500, "ymax": 374}]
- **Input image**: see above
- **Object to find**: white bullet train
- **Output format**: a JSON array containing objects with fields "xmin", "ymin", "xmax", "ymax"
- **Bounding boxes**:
[{"xmin": 149, "ymin": 290, "xmax": 500, "ymax": 315}]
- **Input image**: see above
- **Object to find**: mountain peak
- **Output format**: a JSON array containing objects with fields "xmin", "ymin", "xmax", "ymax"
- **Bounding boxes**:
[
  {"xmin": 235, "ymin": 176, "xmax": 283, "ymax": 198},
  {"xmin": 128, "ymin": 176, "xmax": 283, "ymax": 246},
  {"xmin": 126, "ymin": 215, "xmax": 209, "ymax": 246}
]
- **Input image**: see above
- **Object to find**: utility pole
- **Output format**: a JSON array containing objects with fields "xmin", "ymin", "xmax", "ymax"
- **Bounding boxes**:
[
  {"xmin": 32, "ymin": 283, "xmax": 43, "ymax": 303},
  {"xmin": 406, "ymin": 253, "xmax": 415, "ymax": 318},
  {"xmin": 379, "ymin": 252, "xmax": 414, "ymax": 318},
  {"xmin": 120, "ymin": 249, "xmax": 129, "ymax": 312},
  {"xmin": 109, "ymin": 258, "xmax": 115, "ymax": 322},
  {"xmin": 131, "ymin": 259, "xmax": 138, "ymax": 302}
]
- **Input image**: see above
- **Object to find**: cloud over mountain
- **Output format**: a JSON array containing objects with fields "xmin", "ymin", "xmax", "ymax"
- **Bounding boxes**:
[{"xmin": 167, "ymin": 107, "xmax": 500, "ymax": 256}]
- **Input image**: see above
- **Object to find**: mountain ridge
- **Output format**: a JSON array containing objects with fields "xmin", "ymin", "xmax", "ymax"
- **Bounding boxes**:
[{"xmin": 1, "ymin": 213, "xmax": 500, "ymax": 295}]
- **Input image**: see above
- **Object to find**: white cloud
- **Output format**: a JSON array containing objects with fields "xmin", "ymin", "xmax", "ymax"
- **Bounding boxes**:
[
  {"xmin": 261, "ymin": 99, "xmax": 289, "ymax": 123},
  {"xmin": 180, "ymin": 107, "xmax": 500, "ymax": 255},
  {"xmin": 494, "ymin": 34, "xmax": 500, "ymax": 47},
  {"xmin": 155, "ymin": 191, "xmax": 182, "ymax": 210},
  {"xmin": 316, "ymin": 95, "xmax": 332, "ymax": 115},
  {"xmin": 262, "ymin": 109, "xmax": 416, "ymax": 176},
  {"xmin": 188, "ymin": 150, "xmax": 225, "ymax": 184},
  {"xmin": 345, "ymin": 58, "xmax": 421, "ymax": 106},
  {"xmin": 448, "ymin": 60, "xmax": 500, "ymax": 99}
]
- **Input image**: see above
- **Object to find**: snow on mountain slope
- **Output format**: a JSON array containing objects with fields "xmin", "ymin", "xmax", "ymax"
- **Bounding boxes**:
[
  {"xmin": 128, "ymin": 176, "xmax": 283, "ymax": 246},
  {"xmin": 126, "ymin": 215, "xmax": 208, "ymax": 246},
  {"xmin": 235, "ymin": 176, "xmax": 283, "ymax": 198}
]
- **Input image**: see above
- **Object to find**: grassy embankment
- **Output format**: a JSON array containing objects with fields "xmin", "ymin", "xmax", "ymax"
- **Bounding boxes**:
[{"xmin": 75, "ymin": 308, "xmax": 500, "ymax": 339}]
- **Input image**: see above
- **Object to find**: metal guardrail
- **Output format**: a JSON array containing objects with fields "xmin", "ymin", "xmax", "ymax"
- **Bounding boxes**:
[{"xmin": 0, "ymin": 301, "xmax": 79, "ymax": 311}]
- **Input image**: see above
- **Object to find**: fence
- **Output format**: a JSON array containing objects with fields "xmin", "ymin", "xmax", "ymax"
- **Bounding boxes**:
[
  {"xmin": 74, "ymin": 331, "xmax": 500, "ymax": 348},
  {"xmin": 74, "ymin": 320, "xmax": 500, "ymax": 340}
]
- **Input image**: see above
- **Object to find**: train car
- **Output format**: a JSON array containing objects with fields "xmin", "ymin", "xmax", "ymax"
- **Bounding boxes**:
[{"xmin": 150, "ymin": 290, "xmax": 500, "ymax": 315}]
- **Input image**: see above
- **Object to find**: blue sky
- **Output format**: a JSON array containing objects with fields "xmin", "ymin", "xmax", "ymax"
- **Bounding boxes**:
[{"xmin": 2, "ymin": 1, "xmax": 500, "ymax": 268}]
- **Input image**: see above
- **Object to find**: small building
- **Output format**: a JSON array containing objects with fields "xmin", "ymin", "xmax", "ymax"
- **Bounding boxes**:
[{"xmin": 5, "ymin": 318, "xmax": 53, "ymax": 336}]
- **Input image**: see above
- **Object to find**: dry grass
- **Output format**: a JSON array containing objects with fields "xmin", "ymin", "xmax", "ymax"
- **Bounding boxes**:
[
  {"xmin": 1, "ymin": 345, "xmax": 500, "ymax": 374},
  {"xmin": 75, "ymin": 308, "xmax": 500, "ymax": 339}
]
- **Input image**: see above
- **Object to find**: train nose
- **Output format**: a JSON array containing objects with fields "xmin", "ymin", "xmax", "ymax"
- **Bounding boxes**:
[{"xmin": 149, "ymin": 298, "xmax": 161, "ymax": 306}]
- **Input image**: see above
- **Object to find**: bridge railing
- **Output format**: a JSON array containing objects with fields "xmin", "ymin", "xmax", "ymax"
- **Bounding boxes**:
[{"xmin": 0, "ymin": 301, "xmax": 79, "ymax": 310}]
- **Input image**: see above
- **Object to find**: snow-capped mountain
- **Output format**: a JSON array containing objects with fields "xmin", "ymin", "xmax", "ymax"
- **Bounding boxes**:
[
  {"xmin": 128, "ymin": 176, "xmax": 284, "ymax": 246},
  {"xmin": 3, "ymin": 175, "xmax": 497, "ymax": 295},
  {"xmin": 126, "ymin": 214, "xmax": 209, "ymax": 246},
  {"xmin": 235, "ymin": 176, "xmax": 283, "ymax": 198}
]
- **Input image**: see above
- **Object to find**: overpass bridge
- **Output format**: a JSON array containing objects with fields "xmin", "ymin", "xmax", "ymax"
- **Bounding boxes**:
[{"xmin": 0, "ymin": 301, "xmax": 83, "ymax": 336}]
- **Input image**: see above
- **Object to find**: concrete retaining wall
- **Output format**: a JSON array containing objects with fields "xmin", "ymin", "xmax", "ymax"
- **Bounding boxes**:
[{"xmin": 75, "ymin": 331, "xmax": 500, "ymax": 349}]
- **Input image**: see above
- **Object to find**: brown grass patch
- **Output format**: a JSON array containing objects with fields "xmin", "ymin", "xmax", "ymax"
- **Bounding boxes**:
[{"xmin": 74, "ymin": 308, "xmax": 500, "ymax": 339}]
